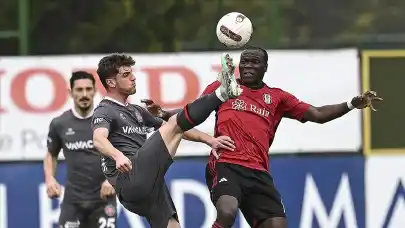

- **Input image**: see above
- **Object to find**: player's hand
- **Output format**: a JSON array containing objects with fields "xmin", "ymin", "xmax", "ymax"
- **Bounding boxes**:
[
  {"xmin": 100, "ymin": 180, "xmax": 116, "ymax": 200},
  {"xmin": 141, "ymin": 99, "xmax": 164, "ymax": 118},
  {"xmin": 114, "ymin": 153, "xmax": 132, "ymax": 172},
  {"xmin": 351, "ymin": 90, "xmax": 383, "ymax": 111},
  {"xmin": 45, "ymin": 177, "xmax": 62, "ymax": 199},
  {"xmin": 209, "ymin": 135, "xmax": 236, "ymax": 159}
]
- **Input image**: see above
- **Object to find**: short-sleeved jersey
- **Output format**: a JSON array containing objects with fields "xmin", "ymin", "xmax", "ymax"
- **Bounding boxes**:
[
  {"xmin": 47, "ymin": 110, "xmax": 106, "ymax": 202},
  {"xmin": 202, "ymin": 81, "xmax": 310, "ymax": 171},
  {"xmin": 91, "ymin": 98, "xmax": 163, "ymax": 186}
]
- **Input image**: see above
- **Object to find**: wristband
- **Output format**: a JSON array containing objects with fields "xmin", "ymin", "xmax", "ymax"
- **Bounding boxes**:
[{"xmin": 347, "ymin": 100, "xmax": 355, "ymax": 110}]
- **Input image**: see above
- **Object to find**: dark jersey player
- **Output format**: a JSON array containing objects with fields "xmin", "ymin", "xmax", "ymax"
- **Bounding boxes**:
[
  {"xmin": 92, "ymin": 53, "xmax": 240, "ymax": 228},
  {"xmin": 43, "ymin": 71, "xmax": 117, "ymax": 228},
  {"xmin": 144, "ymin": 46, "xmax": 382, "ymax": 228}
]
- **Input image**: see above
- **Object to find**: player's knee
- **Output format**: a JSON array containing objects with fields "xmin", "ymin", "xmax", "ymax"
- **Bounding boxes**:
[
  {"xmin": 258, "ymin": 217, "xmax": 287, "ymax": 228},
  {"xmin": 216, "ymin": 205, "xmax": 238, "ymax": 227},
  {"xmin": 161, "ymin": 115, "xmax": 182, "ymax": 134},
  {"xmin": 216, "ymin": 196, "xmax": 238, "ymax": 227}
]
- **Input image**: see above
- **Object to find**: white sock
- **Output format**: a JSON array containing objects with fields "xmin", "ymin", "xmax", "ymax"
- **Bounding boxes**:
[{"xmin": 215, "ymin": 87, "xmax": 227, "ymax": 102}]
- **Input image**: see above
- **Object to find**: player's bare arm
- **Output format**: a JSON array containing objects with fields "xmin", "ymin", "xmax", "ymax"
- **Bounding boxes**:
[
  {"xmin": 183, "ymin": 128, "xmax": 235, "ymax": 159},
  {"xmin": 183, "ymin": 128, "xmax": 235, "ymax": 150},
  {"xmin": 43, "ymin": 152, "xmax": 62, "ymax": 198},
  {"xmin": 93, "ymin": 127, "xmax": 132, "ymax": 172},
  {"xmin": 141, "ymin": 99, "xmax": 181, "ymax": 121},
  {"xmin": 303, "ymin": 90, "xmax": 383, "ymax": 124},
  {"xmin": 159, "ymin": 119, "xmax": 235, "ymax": 158},
  {"xmin": 43, "ymin": 119, "xmax": 63, "ymax": 198}
]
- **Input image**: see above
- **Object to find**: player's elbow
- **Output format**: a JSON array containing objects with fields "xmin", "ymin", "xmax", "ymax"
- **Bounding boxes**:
[
  {"xmin": 93, "ymin": 135, "xmax": 103, "ymax": 152},
  {"xmin": 304, "ymin": 107, "xmax": 327, "ymax": 124}
]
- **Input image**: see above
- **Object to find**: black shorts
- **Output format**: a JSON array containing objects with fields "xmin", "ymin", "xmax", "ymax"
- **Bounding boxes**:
[
  {"xmin": 115, "ymin": 131, "xmax": 178, "ymax": 228},
  {"xmin": 206, "ymin": 162, "xmax": 286, "ymax": 226},
  {"xmin": 59, "ymin": 198, "xmax": 117, "ymax": 228}
]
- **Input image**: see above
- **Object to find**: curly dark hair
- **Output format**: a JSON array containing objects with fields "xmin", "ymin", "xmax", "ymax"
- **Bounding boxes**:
[
  {"xmin": 243, "ymin": 45, "xmax": 268, "ymax": 63},
  {"xmin": 97, "ymin": 53, "xmax": 135, "ymax": 89}
]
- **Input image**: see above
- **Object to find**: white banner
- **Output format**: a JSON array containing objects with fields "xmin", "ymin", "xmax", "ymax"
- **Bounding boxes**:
[
  {"xmin": 0, "ymin": 49, "xmax": 361, "ymax": 160},
  {"xmin": 366, "ymin": 156, "xmax": 405, "ymax": 228}
]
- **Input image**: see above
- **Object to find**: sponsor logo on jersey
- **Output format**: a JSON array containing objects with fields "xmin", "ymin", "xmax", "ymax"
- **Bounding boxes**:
[
  {"xmin": 231, "ymin": 99, "xmax": 270, "ymax": 117},
  {"xmin": 122, "ymin": 126, "xmax": 148, "ymax": 135},
  {"xmin": 65, "ymin": 140, "xmax": 93, "ymax": 150},
  {"xmin": 65, "ymin": 128, "xmax": 75, "ymax": 136},
  {"xmin": 93, "ymin": 117, "xmax": 105, "ymax": 124}
]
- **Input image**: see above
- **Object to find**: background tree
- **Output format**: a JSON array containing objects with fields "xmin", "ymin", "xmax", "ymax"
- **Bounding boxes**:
[{"xmin": 1, "ymin": 0, "xmax": 405, "ymax": 55}]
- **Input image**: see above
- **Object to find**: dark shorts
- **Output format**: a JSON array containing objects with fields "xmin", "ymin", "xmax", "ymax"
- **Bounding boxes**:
[
  {"xmin": 115, "ymin": 131, "xmax": 178, "ymax": 228},
  {"xmin": 59, "ymin": 198, "xmax": 117, "ymax": 228},
  {"xmin": 206, "ymin": 162, "xmax": 286, "ymax": 227}
]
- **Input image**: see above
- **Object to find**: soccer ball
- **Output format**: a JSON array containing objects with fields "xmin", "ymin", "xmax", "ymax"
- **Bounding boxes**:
[{"xmin": 216, "ymin": 12, "xmax": 253, "ymax": 48}]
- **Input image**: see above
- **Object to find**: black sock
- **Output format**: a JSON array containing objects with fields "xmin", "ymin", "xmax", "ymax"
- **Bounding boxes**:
[{"xmin": 176, "ymin": 92, "xmax": 223, "ymax": 132}]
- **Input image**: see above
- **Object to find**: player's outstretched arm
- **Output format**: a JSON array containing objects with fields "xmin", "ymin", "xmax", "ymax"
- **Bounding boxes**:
[
  {"xmin": 93, "ymin": 128, "xmax": 132, "ymax": 172},
  {"xmin": 93, "ymin": 128, "xmax": 122, "ymax": 161},
  {"xmin": 141, "ymin": 99, "xmax": 181, "ymax": 121},
  {"xmin": 183, "ymin": 129, "xmax": 235, "ymax": 150},
  {"xmin": 303, "ymin": 90, "xmax": 383, "ymax": 124}
]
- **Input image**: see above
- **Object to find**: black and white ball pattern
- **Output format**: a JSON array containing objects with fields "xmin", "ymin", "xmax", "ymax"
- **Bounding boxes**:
[{"xmin": 216, "ymin": 12, "xmax": 253, "ymax": 48}]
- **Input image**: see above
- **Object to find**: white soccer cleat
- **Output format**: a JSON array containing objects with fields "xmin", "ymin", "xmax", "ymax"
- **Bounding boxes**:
[{"xmin": 216, "ymin": 53, "xmax": 242, "ymax": 101}]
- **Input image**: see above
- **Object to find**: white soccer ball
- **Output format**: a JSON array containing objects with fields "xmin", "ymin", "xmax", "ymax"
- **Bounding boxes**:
[{"xmin": 216, "ymin": 12, "xmax": 253, "ymax": 48}]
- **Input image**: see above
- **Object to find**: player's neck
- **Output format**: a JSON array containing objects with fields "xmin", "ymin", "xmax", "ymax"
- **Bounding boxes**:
[
  {"xmin": 243, "ymin": 81, "xmax": 265, "ymax": 90},
  {"xmin": 105, "ymin": 92, "xmax": 129, "ymax": 106},
  {"xmin": 72, "ymin": 105, "xmax": 94, "ymax": 119}
]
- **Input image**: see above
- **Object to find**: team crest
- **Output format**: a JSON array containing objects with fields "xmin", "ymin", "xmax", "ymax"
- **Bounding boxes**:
[
  {"xmin": 263, "ymin": 94, "xmax": 272, "ymax": 104},
  {"xmin": 104, "ymin": 204, "xmax": 116, "ymax": 217}
]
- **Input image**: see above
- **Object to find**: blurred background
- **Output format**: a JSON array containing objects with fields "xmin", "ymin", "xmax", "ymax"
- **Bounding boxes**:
[{"xmin": 0, "ymin": 0, "xmax": 404, "ymax": 228}]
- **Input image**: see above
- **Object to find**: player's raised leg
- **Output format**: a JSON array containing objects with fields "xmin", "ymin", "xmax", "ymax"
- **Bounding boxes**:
[
  {"xmin": 160, "ymin": 53, "xmax": 241, "ymax": 156},
  {"xmin": 116, "ymin": 53, "xmax": 241, "ymax": 228}
]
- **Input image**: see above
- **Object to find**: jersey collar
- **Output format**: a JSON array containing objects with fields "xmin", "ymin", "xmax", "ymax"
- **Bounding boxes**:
[
  {"xmin": 71, "ymin": 107, "xmax": 94, "ymax": 119},
  {"xmin": 104, "ymin": 96, "xmax": 129, "ymax": 106}
]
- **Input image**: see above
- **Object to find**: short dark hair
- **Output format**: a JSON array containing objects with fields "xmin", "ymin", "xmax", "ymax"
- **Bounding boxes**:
[
  {"xmin": 243, "ymin": 45, "xmax": 268, "ymax": 63},
  {"xmin": 70, "ymin": 71, "xmax": 95, "ymax": 89},
  {"xmin": 97, "ymin": 53, "xmax": 136, "ymax": 89}
]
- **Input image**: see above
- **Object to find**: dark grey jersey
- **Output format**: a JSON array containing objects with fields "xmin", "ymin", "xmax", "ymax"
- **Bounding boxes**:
[
  {"xmin": 91, "ymin": 99, "xmax": 163, "ymax": 185},
  {"xmin": 47, "ymin": 110, "xmax": 106, "ymax": 202}
]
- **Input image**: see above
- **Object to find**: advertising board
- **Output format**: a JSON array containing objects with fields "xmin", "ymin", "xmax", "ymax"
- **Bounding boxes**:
[
  {"xmin": 0, "ymin": 156, "xmax": 364, "ymax": 228},
  {"xmin": 0, "ymin": 49, "xmax": 360, "ymax": 160},
  {"xmin": 366, "ymin": 156, "xmax": 405, "ymax": 228}
]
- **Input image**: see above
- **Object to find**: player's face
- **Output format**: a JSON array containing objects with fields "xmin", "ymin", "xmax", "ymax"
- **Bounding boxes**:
[
  {"xmin": 70, "ymin": 79, "xmax": 95, "ymax": 111},
  {"xmin": 239, "ymin": 50, "xmax": 267, "ymax": 85},
  {"xmin": 116, "ymin": 66, "xmax": 136, "ymax": 95}
]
